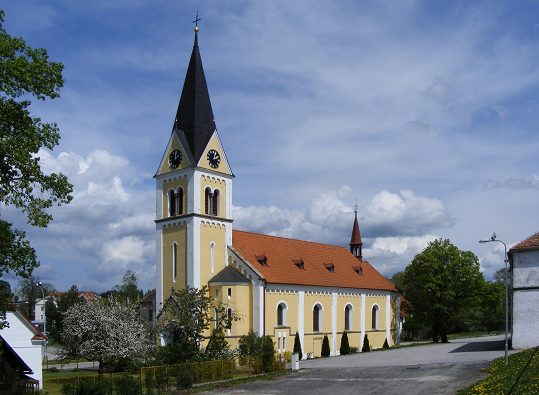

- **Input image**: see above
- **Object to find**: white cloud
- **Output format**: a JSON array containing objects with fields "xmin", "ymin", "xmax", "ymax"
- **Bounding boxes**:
[{"xmin": 360, "ymin": 190, "xmax": 454, "ymax": 237}]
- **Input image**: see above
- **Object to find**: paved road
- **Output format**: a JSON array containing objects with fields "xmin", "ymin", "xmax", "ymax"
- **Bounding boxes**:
[{"xmin": 202, "ymin": 335, "xmax": 514, "ymax": 395}]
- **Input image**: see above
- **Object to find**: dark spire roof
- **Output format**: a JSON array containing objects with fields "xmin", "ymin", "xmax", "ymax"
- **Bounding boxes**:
[
  {"xmin": 173, "ymin": 28, "xmax": 216, "ymax": 164},
  {"xmin": 350, "ymin": 210, "xmax": 362, "ymax": 247},
  {"xmin": 350, "ymin": 210, "xmax": 363, "ymax": 260}
]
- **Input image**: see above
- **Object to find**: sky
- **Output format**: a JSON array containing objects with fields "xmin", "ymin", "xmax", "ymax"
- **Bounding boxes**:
[{"xmin": 2, "ymin": 1, "xmax": 539, "ymax": 294}]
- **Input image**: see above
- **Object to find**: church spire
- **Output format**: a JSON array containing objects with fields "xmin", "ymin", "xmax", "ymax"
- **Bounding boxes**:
[
  {"xmin": 349, "ymin": 208, "xmax": 363, "ymax": 261},
  {"xmin": 173, "ymin": 20, "xmax": 216, "ymax": 164}
]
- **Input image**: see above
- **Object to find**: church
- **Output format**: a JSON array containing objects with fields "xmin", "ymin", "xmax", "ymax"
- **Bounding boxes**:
[{"xmin": 154, "ymin": 25, "xmax": 400, "ymax": 358}]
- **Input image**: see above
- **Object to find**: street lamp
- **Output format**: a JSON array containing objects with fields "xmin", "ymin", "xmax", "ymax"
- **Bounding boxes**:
[
  {"xmin": 36, "ymin": 281, "xmax": 47, "ymax": 364},
  {"xmin": 479, "ymin": 232, "xmax": 509, "ymax": 366}
]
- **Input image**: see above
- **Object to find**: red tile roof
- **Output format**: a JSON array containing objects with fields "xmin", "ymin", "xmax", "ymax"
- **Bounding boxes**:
[
  {"xmin": 232, "ymin": 230, "xmax": 398, "ymax": 292},
  {"xmin": 510, "ymin": 231, "xmax": 539, "ymax": 252}
]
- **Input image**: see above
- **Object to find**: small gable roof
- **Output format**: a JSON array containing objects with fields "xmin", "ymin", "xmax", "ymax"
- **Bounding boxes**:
[
  {"xmin": 232, "ymin": 230, "xmax": 398, "ymax": 292},
  {"xmin": 510, "ymin": 231, "xmax": 539, "ymax": 253},
  {"xmin": 209, "ymin": 266, "xmax": 250, "ymax": 284}
]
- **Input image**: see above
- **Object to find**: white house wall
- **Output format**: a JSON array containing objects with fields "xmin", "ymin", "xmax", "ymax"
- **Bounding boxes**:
[{"xmin": 512, "ymin": 249, "xmax": 539, "ymax": 349}]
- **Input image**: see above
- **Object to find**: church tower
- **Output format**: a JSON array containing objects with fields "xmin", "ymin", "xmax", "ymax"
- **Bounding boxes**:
[
  {"xmin": 154, "ymin": 25, "xmax": 234, "ymax": 310},
  {"xmin": 349, "ymin": 210, "xmax": 363, "ymax": 261}
]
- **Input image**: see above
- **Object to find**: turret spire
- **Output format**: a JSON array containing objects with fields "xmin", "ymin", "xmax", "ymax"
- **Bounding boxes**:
[{"xmin": 349, "ymin": 209, "xmax": 363, "ymax": 261}]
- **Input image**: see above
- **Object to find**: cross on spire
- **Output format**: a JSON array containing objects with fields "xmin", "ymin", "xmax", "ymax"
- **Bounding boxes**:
[{"xmin": 193, "ymin": 9, "xmax": 201, "ymax": 27}]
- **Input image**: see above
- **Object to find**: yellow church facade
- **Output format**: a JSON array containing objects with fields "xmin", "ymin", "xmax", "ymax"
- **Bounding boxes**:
[{"xmin": 154, "ymin": 27, "xmax": 400, "ymax": 358}]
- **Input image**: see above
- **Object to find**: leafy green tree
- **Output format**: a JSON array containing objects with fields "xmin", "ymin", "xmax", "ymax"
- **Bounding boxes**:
[
  {"xmin": 111, "ymin": 270, "xmax": 142, "ymax": 302},
  {"xmin": 388, "ymin": 271, "xmax": 406, "ymax": 292},
  {"xmin": 403, "ymin": 239, "xmax": 484, "ymax": 343},
  {"xmin": 293, "ymin": 331, "xmax": 302, "ymax": 360},
  {"xmin": 156, "ymin": 286, "xmax": 238, "ymax": 363},
  {"xmin": 0, "ymin": 10, "xmax": 72, "ymax": 326},
  {"xmin": 340, "ymin": 331, "xmax": 350, "ymax": 355},
  {"xmin": 321, "ymin": 335, "xmax": 330, "ymax": 357}
]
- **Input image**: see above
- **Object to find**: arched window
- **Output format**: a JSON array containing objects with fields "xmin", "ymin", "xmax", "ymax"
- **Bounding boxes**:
[
  {"xmin": 277, "ymin": 302, "xmax": 287, "ymax": 326},
  {"xmin": 212, "ymin": 189, "xmax": 220, "ymax": 216},
  {"xmin": 172, "ymin": 242, "xmax": 177, "ymax": 282},
  {"xmin": 313, "ymin": 304, "xmax": 322, "ymax": 332},
  {"xmin": 345, "ymin": 304, "xmax": 353, "ymax": 331},
  {"xmin": 204, "ymin": 187, "xmax": 212, "ymax": 215},
  {"xmin": 372, "ymin": 304, "xmax": 379, "ymax": 330},
  {"xmin": 176, "ymin": 188, "xmax": 184, "ymax": 215},
  {"xmin": 168, "ymin": 189, "xmax": 176, "ymax": 216},
  {"xmin": 210, "ymin": 242, "xmax": 215, "ymax": 273}
]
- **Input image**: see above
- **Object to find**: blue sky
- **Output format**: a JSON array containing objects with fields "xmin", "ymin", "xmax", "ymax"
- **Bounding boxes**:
[{"xmin": 2, "ymin": 1, "xmax": 539, "ymax": 293}]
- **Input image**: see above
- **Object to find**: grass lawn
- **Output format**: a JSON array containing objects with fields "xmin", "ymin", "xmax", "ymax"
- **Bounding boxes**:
[{"xmin": 458, "ymin": 347, "xmax": 539, "ymax": 394}]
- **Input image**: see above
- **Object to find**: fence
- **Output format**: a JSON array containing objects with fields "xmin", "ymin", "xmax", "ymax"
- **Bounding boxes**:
[{"xmin": 41, "ymin": 355, "xmax": 287, "ymax": 394}]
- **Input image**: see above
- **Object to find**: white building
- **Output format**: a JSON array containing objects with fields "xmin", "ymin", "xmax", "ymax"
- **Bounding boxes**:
[
  {"xmin": 1, "ymin": 305, "xmax": 46, "ymax": 388},
  {"xmin": 508, "ymin": 231, "xmax": 539, "ymax": 349}
]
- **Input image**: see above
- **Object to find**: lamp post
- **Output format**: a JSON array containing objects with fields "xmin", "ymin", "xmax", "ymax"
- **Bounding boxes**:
[
  {"xmin": 479, "ymin": 232, "xmax": 509, "ymax": 366},
  {"xmin": 36, "ymin": 281, "xmax": 47, "ymax": 364}
]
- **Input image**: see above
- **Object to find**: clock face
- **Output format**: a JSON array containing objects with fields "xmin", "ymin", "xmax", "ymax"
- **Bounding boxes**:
[
  {"xmin": 169, "ymin": 150, "xmax": 182, "ymax": 168},
  {"xmin": 207, "ymin": 149, "xmax": 220, "ymax": 169}
]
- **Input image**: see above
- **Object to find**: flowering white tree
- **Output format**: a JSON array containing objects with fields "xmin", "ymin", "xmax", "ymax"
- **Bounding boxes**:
[{"xmin": 61, "ymin": 297, "xmax": 153, "ymax": 373}]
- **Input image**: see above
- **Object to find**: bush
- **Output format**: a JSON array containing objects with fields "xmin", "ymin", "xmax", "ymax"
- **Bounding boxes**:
[
  {"xmin": 114, "ymin": 373, "xmax": 141, "ymax": 395},
  {"xmin": 155, "ymin": 366, "xmax": 168, "ymax": 391},
  {"xmin": 143, "ymin": 371, "xmax": 155, "ymax": 395},
  {"xmin": 60, "ymin": 378, "xmax": 112, "ymax": 395},
  {"xmin": 175, "ymin": 365, "xmax": 192, "ymax": 390},
  {"xmin": 293, "ymin": 332, "xmax": 302, "ymax": 360},
  {"xmin": 383, "ymin": 338, "xmax": 389, "ymax": 349},
  {"xmin": 340, "ymin": 331, "xmax": 350, "ymax": 355},
  {"xmin": 350, "ymin": 346, "xmax": 359, "ymax": 353},
  {"xmin": 261, "ymin": 335, "xmax": 276, "ymax": 372},
  {"xmin": 362, "ymin": 334, "xmax": 370, "ymax": 352},
  {"xmin": 321, "ymin": 335, "xmax": 330, "ymax": 357},
  {"xmin": 238, "ymin": 331, "xmax": 276, "ymax": 373}
]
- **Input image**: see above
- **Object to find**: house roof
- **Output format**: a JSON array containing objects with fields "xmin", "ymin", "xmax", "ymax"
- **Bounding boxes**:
[
  {"xmin": 509, "ymin": 231, "xmax": 539, "ymax": 253},
  {"xmin": 139, "ymin": 288, "xmax": 156, "ymax": 304},
  {"xmin": 232, "ymin": 230, "xmax": 398, "ymax": 292},
  {"xmin": 209, "ymin": 265, "xmax": 250, "ymax": 284},
  {"xmin": 49, "ymin": 291, "xmax": 96, "ymax": 303},
  {"xmin": 7, "ymin": 303, "xmax": 47, "ymax": 341},
  {"xmin": 173, "ymin": 28, "xmax": 216, "ymax": 164}
]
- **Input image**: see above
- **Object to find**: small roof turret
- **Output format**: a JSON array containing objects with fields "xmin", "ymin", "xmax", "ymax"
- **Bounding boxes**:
[{"xmin": 349, "ymin": 210, "xmax": 363, "ymax": 261}]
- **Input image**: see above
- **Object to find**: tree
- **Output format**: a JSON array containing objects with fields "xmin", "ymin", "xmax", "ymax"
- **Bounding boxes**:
[
  {"xmin": 15, "ymin": 275, "xmax": 53, "ymax": 319},
  {"xmin": 111, "ymin": 270, "xmax": 142, "ymax": 302},
  {"xmin": 293, "ymin": 331, "xmax": 302, "ymax": 360},
  {"xmin": 61, "ymin": 297, "xmax": 153, "ymax": 373},
  {"xmin": 403, "ymin": 239, "xmax": 484, "ymax": 343},
  {"xmin": 156, "ymin": 286, "xmax": 238, "ymax": 363},
  {"xmin": 45, "ymin": 285, "xmax": 85, "ymax": 343},
  {"xmin": 0, "ymin": 10, "xmax": 73, "ymax": 326},
  {"xmin": 388, "ymin": 271, "xmax": 406, "ymax": 292},
  {"xmin": 321, "ymin": 335, "xmax": 330, "ymax": 357},
  {"xmin": 340, "ymin": 331, "xmax": 350, "ymax": 355}
]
